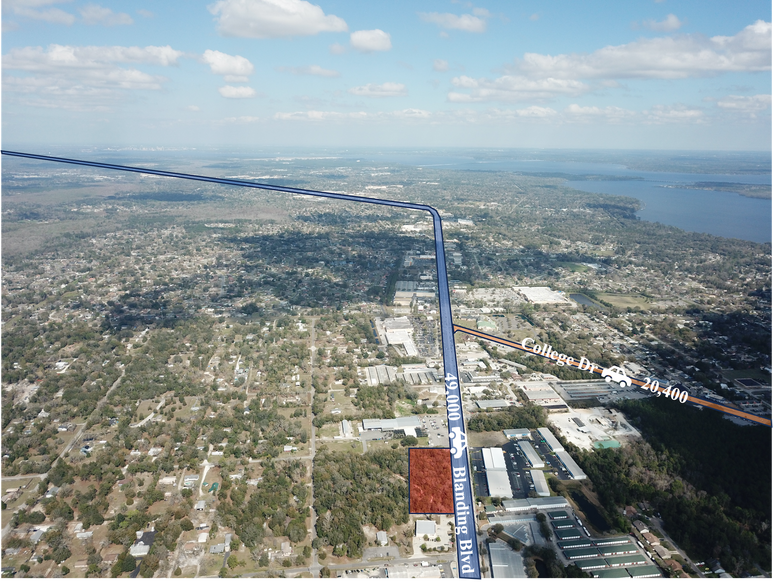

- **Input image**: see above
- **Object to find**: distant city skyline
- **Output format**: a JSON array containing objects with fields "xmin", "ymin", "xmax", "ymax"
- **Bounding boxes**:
[{"xmin": 2, "ymin": 0, "xmax": 771, "ymax": 150}]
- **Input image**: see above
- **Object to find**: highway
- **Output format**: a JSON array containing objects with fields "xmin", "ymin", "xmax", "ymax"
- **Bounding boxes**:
[
  {"xmin": 0, "ymin": 150, "xmax": 482, "ymax": 580},
  {"xmin": 453, "ymin": 324, "xmax": 772, "ymax": 428}
]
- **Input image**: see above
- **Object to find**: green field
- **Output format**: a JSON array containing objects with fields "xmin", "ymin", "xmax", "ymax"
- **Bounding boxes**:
[
  {"xmin": 468, "ymin": 430, "xmax": 507, "ymax": 447},
  {"xmin": 597, "ymin": 293, "xmax": 652, "ymax": 310},
  {"xmin": 556, "ymin": 262, "xmax": 589, "ymax": 273}
]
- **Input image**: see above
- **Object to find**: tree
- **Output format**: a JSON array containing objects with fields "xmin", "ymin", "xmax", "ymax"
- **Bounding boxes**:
[
  {"xmin": 259, "ymin": 553, "xmax": 269, "ymax": 567},
  {"xmin": 174, "ymin": 567, "xmax": 182, "ymax": 576},
  {"xmin": 491, "ymin": 523, "xmax": 504, "ymax": 535},
  {"xmin": 321, "ymin": 567, "xmax": 331, "ymax": 578},
  {"xmin": 122, "ymin": 554, "xmax": 137, "ymax": 573},
  {"xmin": 227, "ymin": 555, "xmax": 238, "ymax": 569}
]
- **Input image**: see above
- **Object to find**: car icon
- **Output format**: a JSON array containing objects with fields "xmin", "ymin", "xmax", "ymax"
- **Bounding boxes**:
[
  {"xmin": 448, "ymin": 427, "xmax": 468, "ymax": 458},
  {"xmin": 601, "ymin": 365, "xmax": 632, "ymax": 388}
]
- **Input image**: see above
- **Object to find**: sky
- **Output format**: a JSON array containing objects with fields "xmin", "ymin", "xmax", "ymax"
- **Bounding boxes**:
[{"xmin": 1, "ymin": 0, "xmax": 771, "ymax": 151}]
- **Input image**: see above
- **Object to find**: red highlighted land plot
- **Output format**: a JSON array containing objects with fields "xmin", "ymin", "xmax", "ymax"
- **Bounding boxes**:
[{"xmin": 409, "ymin": 448, "xmax": 454, "ymax": 514}]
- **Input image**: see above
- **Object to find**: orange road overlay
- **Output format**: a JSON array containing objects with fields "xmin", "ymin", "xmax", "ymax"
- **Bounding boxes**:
[{"xmin": 453, "ymin": 324, "xmax": 771, "ymax": 428}]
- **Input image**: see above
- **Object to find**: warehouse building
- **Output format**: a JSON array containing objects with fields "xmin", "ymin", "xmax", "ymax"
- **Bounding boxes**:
[
  {"xmin": 531, "ymin": 469, "xmax": 550, "ymax": 497},
  {"xmin": 555, "ymin": 528, "xmax": 582, "ymax": 541},
  {"xmin": 502, "ymin": 497, "xmax": 569, "ymax": 513},
  {"xmin": 626, "ymin": 565, "xmax": 662, "ymax": 578},
  {"xmin": 517, "ymin": 441, "xmax": 544, "ymax": 468},
  {"xmin": 593, "ymin": 568, "xmax": 630, "ymax": 579},
  {"xmin": 554, "ymin": 449, "xmax": 587, "ymax": 480},
  {"xmin": 564, "ymin": 548, "xmax": 601, "ymax": 560},
  {"xmin": 504, "ymin": 428, "xmax": 531, "ymax": 439},
  {"xmin": 415, "ymin": 520, "xmax": 436, "ymax": 537},
  {"xmin": 477, "ymin": 399, "xmax": 510, "ymax": 410},
  {"xmin": 551, "ymin": 519, "xmax": 575, "ymax": 530},
  {"xmin": 362, "ymin": 416, "xmax": 421, "ymax": 432},
  {"xmin": 558, "ymin": 539, "xmax": 593, "ymax": 550},
  {"xmin": 551, "ymin": 380, "xmax": 618, "ymax": 401},
  {"xmin": 594, "ymin": 537, "xmax": 634, "ymax": 546},
  {"xmin": 548, "ymin": 510, "xmax": 570, "ymax": 520},
  {"xmin": 575, "ymin": 558, "xmax": 608, "ymax": 572},
  {"xmin": 536, "ymin": 427, "xmax": 564, "ymax": 453},
  {"xmin": 605, "ymin": 554, "xmax": 646, "ymax": 567},
  {"xmin": 598, "ymin": 543, "xmax": 637, "ymax": 556},
  {"xmin": 482, "ymin": 447, "xmax": 513, "ymax": 499}
]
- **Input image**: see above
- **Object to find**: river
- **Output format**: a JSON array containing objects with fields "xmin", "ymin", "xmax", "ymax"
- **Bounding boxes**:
[{"xmin": 365, "ymin": 153, "xmax": 772, "ymax": 244}]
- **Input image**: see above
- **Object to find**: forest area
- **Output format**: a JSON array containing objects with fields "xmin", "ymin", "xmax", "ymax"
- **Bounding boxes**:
[{"xmin": 573, "ymin": 399, "xmax": 771, "ymax": 575}]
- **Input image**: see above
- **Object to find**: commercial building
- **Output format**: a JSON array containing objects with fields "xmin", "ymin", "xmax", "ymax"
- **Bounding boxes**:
[
  {"xmin": 592, "ymin": 568, "xmax": 630, "ymax": 579},
  {"xmin": 482, "ymin": 447, "xmax": 512, "ymax": 499},
  {"xmin": 551, "ymin": 519, "xmax": 575, "ymax": 530},
  {"xmin": 377, "ymin": 531, "xmax": 388, "ymax": 546},
  {"xmin": 548, "ymin": 511, "xmax": 570, "ymax": 520},
  {"xmin": 531, "ymin": 469, "xmax": 550, "ymax": 497},
  {"xmin": 598, "ymin": 543, "xmax": 637, "ymax": 556},
  {"xmin": 487, "ymin": 539, "xmax": 526, "ymax": 579},
  {"xmin": 605, "ymin": 554, "xmax": 646, "ymax": 567},
  {"xmin": 555, "ymin": 528, "xmax": 582, "ymax": 540},
  {"xmin": 415, "ymin": 520, "xmax": 436, "ymax": 537},
  {"xmin": 551, "ymin": 380, "xmax": 618, "ymax": 401},
  {"xmin": 362, "ymin": 416, "xmax": 422, "ymax": 432},
  {"xmin": 513, "ymin": 286, "xmax": 572, "ymax": 305},
  {"xmin": 504, "ymin": 428, "xmax": 531, "ymax": 439},
  {"xmin": 564, "ymin": 548, "xmax": 601, "ymax": 560},
  {"xmin": 517, "ymin": 441, "xmax": 544, "ymax": 468},
  {"xmin": 536, "ymin": 427, "xmax": 564, "ymax": 453},
  {"xmin": 554, "ymin": 450, "xmax": 587, "ymax": 480},
  {"xmin": 574, "ymin": 558, "xmax": 608, "ymax": 572},
  {"xmin": 476, "ymin": 399, "xmax": 510, "ymax": 409},
  {"xmin": 558, "ymin": 539, "xmax": 593, "ymax": 550},
  {"xmin": 502, "ymin": 497, "xmax": 569, "ymax": 512},
  {"xmin": 626, "ymin": 565, "xmax": 662, "ymax": 578},
  {"xmin": 594, "ymin": 537, "xmax": 634, "ymax": 546}
]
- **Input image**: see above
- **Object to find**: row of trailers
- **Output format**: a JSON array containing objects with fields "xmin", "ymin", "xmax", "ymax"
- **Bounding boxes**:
[{"xmin": 559, "ymin": 538, "xmax": 660, "ymax": 577}]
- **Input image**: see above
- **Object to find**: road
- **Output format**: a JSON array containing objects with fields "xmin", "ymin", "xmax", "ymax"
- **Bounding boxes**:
[
  {"xmin": 0, "ymin": 150, "xmax": 483, "ymax": 578},
  {"xmin": 307, "ymin": 318, "xmax": 321, "ymax": 579},
  {"xmin": 453, "ymin": 323, "xmax": 770, "ymax": 427}
]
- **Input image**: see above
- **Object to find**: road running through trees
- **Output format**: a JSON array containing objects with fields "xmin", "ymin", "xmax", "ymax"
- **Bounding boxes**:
[
  {"xmin": 453, "ymin": 324, "xmax": 771, "ymax": 427},
  {"xmin": 1, "ymin": 150, "xmax": 482, "ymax": 579}
]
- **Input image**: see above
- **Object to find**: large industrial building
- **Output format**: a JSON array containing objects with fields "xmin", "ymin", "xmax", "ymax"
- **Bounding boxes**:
[
  {"xmin": 551, "ymin": 380, "xmax": 619, "ymax": 401},
  {"xmin": 530, "ymin": 469, "xmax": 550, "ymax": 497},
  {"xmin": 482, "ymin": 447, "xmax": 512, "ymax": 499},
  {"xmin": 535, "ymin": 426, "xmax": 589, "ymax": 480},
  {"xmin": 536, "ymin": 427, "xmax": 564, "ymax": 452},
  {"xmin": 502, "ymin": 497, "xmax": 569, "ymax": 512},
  {"xmin": 554, "ymin": 449, "xmax": 587, "ymax": 480},
  {"xmin": 362, "ymin": 416, "xmax": 421, "ymax": 434},
  {"xmin": 504, "ymin": 428, "xmax": 531, "ymax": 439},
  {"xmin": 517, "ymin": 441, "xmax": 544, "ymax": 468}
]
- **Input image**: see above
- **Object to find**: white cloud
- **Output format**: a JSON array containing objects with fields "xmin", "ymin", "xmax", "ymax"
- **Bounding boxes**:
[
  {"xmin": 273, "ymin": 108, "xmax": 430, "ymax": 122},
  {"xmin": 221, "ymin": 115, "xmax": 261, "ymax": 123},
  {"xmin": 137, "ymin": 9, "xmax": 153, "ymax": 18},
  {"xmin": 433, "ymin": 59, "xmax": 449, "ymax": 72},
  {"xmin": 419, "ymin": 12, "xmax": 486, "ymax": 33},
  {"xmin": 448, "ymin": 75, "xmax": 588, "ymax": 102},
  {"xmin": 274, "ymin": 110, "xmax": 367, "ymax": 121},
  {"xmin": 348, "ymin": 82, "xmax": 406, "ymax": 98},
  {"xmin": 350, "ymin": 29, "xmax": 392, "ymax": 52},
  {"xmin": 509, "ymin": 20, "xmax": 771, "ymax": 80},
  {"xmin": 716, "ymin": 94, "xmax": 771, "ymax": 116},
  {"xmin": 80, "ymin": 4, "xmax": 133, "ymax": 26},
  {"xmin": 717, "ymin": 94, "xmax": 771, "ymax": 110},
  {"xmin": 266, "ymin": 103, "xmax": 716, "ymax": 128},
  {"xmin": 4, "ymin": 0, "xmax": 75, "ymax": 25},
  {"xmin": 186, "ymin": 105, "xmax": 201, "ymax": 111},
  {"xmin": 329, "ymin": 42, "xmax": 346, "ymax": 55},
  {"xmin": 529, "ymin": 13, "xmax": 539, "ymax": 21},
  {"xmin": 208, "ymin": 0, "xmax": 347, "ymax": 38},
  {"xmin": 219, "ymin": 85, "xmax": 257, "ymax": 98},
  {"xmin": 644, "ymin": 104, "xmax": 704, "ymax": 124},
  {"xmin": 564, "ymin": 104, "xmax": 637, "ymax": 123},
  {"xmin": 202, "ymin": 50, "xmax": 255, "ymax": 82},
  {"xmin": 642, "ymin": 14, "xmax": 682, "ymax": 32},
  {"xmin": 2, "ymin": 44, "xmax": 184, "ymax": 109},
  {"xmin": 277, "ymin": 65, "xmax": 340, "ymax": 77},
  {"xmin": 4, "ymin": 44, "xmax": 184, "ymax": 70}
]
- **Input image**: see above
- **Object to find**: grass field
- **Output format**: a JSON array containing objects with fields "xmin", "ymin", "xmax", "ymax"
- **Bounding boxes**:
[
  {"xmin": 468, "ymin": 430, "xmax": 507, "ymax": 448},
  {"xmin": 320, "ymin": 441, "xmax": 363, "ymax": 454},
  {"xmin": 556, "ymin": 262, "xmax": 589, "ymax": 273},
  {"xmin": 597, "ymin": 293, "xmax": 652, "ymax": 310}
]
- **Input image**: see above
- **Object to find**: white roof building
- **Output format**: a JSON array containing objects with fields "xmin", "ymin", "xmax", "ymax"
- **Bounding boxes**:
[
  {"xmin": 530, "ymin": 469, "xmax": 550, "ymax": 497},
  {"xmin": 482, "ymin": 447, "xmax": 512, "ymax": 499},
  {"xmin": 555, "ymin": 450, "xmax": 587, "ymax": 480},
  {"xmin": 536, "ymin": 427, "xmax": 564, "ymax": 453},
  {"xmin": 415, "ymin": 520, "xmax": 437, "ymax": 537},
  {"xmin": 518, "ymin": 441, "xmax": 544, "ymax": 468},
  {"xmin": 377, "ymin": 531, "xmax": 388, "ymax": 546}
]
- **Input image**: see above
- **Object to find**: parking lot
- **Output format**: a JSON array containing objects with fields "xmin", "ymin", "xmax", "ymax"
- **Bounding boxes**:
[
  {"xmin": 471, "ymin": 436, "xmax": 572, "ymax": 500},
  {"xmin": 420, "ymin": 414, "xmax": 449, "ymax": 447}
]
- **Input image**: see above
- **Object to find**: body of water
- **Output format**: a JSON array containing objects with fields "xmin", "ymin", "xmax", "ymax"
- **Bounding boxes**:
[
  {"xmin": 371, "ymin": 155, "xmax": 771, "ymax": 243},
  {"xmin": 565, "ymin": 179, "xmax": 771, "ymax": 243},
  {"xmin": 569, "ymin": 293, "xmax": 605, "ymax": 309}
]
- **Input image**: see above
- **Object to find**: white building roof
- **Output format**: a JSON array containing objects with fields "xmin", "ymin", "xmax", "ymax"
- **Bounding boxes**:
[
  {"xmin": 362, "ymin": 416, "xmax": 422, "ymax": 431},
  {"xmin": 486, "ymin": 469, "xmax": 513, "ymax": 499},
  {"xmin": 555, "ymin": 450, "xmax": 587, "ymax": 480},
  {"xmin": 482, "ymin": 447, "xmax": 507, "ymax": 470},
  {"xmin": 530, "ymin": 469, "xmax": 550, "ymax": 497},
  {"xmin": 416, "ymin": 520, "xmax": 436, "ymax": 536},
  {"xmin": 504, "ymin": 428, "xmax": 531, "ymax": 438},
  {"xmin": 517, "ymin": 441, "xmax": 544, "ymax": 468},
  {"xmin": 502, "ymin": 496, "xmax": 569, "ymax": 512},
  {"xmin": 537, "ymin": 427, "xmax": 564, "ymax": 452}
]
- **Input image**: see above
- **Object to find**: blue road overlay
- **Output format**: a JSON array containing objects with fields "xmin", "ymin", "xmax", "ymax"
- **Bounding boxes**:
[{"xmin": 1, "ymin": 150, "xmax": 482, "ymax": 579}]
